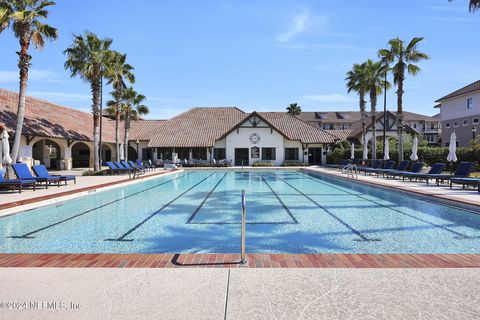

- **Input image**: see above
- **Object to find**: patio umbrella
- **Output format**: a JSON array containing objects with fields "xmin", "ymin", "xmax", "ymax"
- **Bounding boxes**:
[
  {"xmin": 1, "ymin": 130, "xmax": 12, "ymax": 179},
  {"xmin": 410, "ymin": 136, "xmax": 419, "ymax": 162},
  {"xmin": 383, "ymin": 139, "xmax": 390, "ymax": 161},
  {"xmin": 447, "ymin": 132, "xmax": 457, "ymax": 163},
  {"xmin": 362, "ymin": 143, "xmax": 368, "ymax": 160},
  {"xmin": 350, "ymin": 143, "xmax": 355, "ymax": 160},
  {"xmin": 119, "ymin": 142, "xmax": 125, "ymax": 161}
]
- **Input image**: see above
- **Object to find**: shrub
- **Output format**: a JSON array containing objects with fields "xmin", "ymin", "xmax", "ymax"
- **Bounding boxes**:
[
  {"xmin": 281, "ymin": 160, "xmax": 306, "ymax": 167},
  {"xmin": 82, "ymin": 170, "xmax": 102, "ymax": 176},
  {"xmin": 252, "ymin": 161, "xmax": 273, "ymax": 167}
]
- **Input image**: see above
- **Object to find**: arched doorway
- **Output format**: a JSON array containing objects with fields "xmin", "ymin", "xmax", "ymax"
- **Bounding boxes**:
[
  {"xmin": 71, "ymin": 142, "xmax": 90, "ymax": 168},
  {"xmin": 32, "ymin": 139, "xmax": 61, "ymax": 169},
  {"xmin": 101, "ymin": 144, "xmax": 112, "ymax": 164},
  {"xmin": 127, "ymin": 146, "xmax": 137, "ymax": 161}
]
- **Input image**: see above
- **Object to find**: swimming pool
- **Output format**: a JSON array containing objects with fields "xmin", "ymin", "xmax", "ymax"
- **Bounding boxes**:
[{"xmin": 1, "ymin": 169, "xmax": 479, "ymax": 254}]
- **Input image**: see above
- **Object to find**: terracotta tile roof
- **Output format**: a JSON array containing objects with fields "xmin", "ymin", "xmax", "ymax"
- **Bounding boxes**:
[
  {"xmin": 348, "ymin": 111, "xmax": 425, "ymax": 138},
  {"xmin": 147, "ymin": 107, "xmax": 248, "ymax": 147},
  {"xmin": 256, "ymin": 112, "xmax": 339, "ymax": 143},
  {"xmin": 299, "ymin": 110, "xmax": 435, "ymax": 124},
  {"xmin": 123, "ymin": 120, "xmax": 167, "ymax": 141},
  {"xmin": 435, "ymin": 80, "xmax": 480, "ymax": 102},
  {"xmin": 0, "ymin": 88, "xmax": 115, "ymax": 142},
  {"xmin": 325, "ymin": 130, "xmax": 352, "ymax": 140}
]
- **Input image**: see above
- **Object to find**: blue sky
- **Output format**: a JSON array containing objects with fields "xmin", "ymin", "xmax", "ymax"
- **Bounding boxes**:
[{"xmin": 0, "ymin": 0, "xmax": 479, "ymax": 119}]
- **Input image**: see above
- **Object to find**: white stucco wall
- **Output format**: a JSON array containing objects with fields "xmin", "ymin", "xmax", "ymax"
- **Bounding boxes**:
[{"xmin": 440, "ymin": 92, "xmax": 480, "ymax": 121}]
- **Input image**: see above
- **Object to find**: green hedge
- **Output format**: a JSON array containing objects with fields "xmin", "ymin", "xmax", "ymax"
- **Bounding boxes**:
[
  {"xmin": 327, "ymin": 146, "xmax": 479, "ymax": 170},
  {"xmin": 281, "ymin": 160, "xmax": 307, "ymax": 167},
  {"xmin": 252, "ymin": 161, "xmax": 274, "ymax": 167}
]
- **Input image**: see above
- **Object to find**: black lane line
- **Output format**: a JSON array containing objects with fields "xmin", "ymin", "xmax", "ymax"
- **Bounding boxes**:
[
  {"xmin": 9, "ymin": 173, "xmax": 192, "ymax": 239},
  {"xmin": 260, "ymin": 175, "xmax": 298, "ymax": 224},
  {"xmin": 300, "ymin": 172, "xmax": 473, "ymax": 239},
  {"xmin": 106, "ymin": 172, "xmax": 216, "ymax": 241},
  {"xmin": 270, "ymin": 174, "xmax": 378, "ymax": 241},
  {"xmin": 186, "ymin": 172, "xmax": 229, "ymax": 224}
]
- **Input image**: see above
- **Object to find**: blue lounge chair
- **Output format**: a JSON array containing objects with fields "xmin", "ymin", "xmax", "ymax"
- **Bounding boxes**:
[
  {"xmin": 128, "ymin": 161, "xmax": 146, "ymax": 173},
  {"xmin": 359, "ymin": 160, "xmax": 384, "ymax": 174},
  {"xmin": 137, "ymin": 159, "xmax": 154, "ymax": 170},
  {"xmin": 106, "ymin": 162, "xmax": 127, "ymax": 174},
  {"xmin": 0, "ymin": 173, "xmax": 36, "ymax": 193},
  {"xmin": 450, "ymin": 177, "xmax": 480, "ymax": 192},
  {"xmin": 401, "ymin": 163, "xmax": 446, "ymax": 183},
  {"xmin": 114, "ymin": 161, "xmax": 131, "ymax": 171},
  {"xmin": 121, "ymin": 160, "xmax": 142, "ymax": 173},
  {"xmin": 376, "ymin": 160, "xmax": 410, "ymax": 177},
  {"xmin": 367, "ymin": 160, "xmax": 396, "ymax": 175},
  {"xmin": 425, "ymin": 162, "xmax": 474, "ymax": 186},
  {"xmin": 32, "ymin": 165, "xmax": 76, "ymax": 185},
  {"xmin": 325, "ymin": 159, "xmax": 351, "ymax": 170},
  {"xmin": 386, "ymin": 162, "xmax": 423, "ymax": 179},
  {"xmin": 12, "ymin": 163, "xmax": 61, "ymax": 188}
]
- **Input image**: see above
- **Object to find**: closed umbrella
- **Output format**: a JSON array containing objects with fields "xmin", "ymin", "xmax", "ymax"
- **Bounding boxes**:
[
  {"xmin": 410, "ymin": 136, "xmax": 418, "ymax": 162},
  {"xmin": 119, "ymin": 142, "xmax": 125, "ymax": 161},
  {"xmin": 383, "ymin": 139, "xmax": 390, "ymax": 161},
  {"xmin": 1, "ymin": 130, "xmax": 12, "ymax": 179},
  {"xmin": 362, "ymin": 143, "xmax": 368, "ymax": 160},
  {"xmin": 447, "ymin": 132, "xmax": 457, "ymax": 163},
  {"xmin": 350, "ymin": 143, "xmax": 355, "ymax": 160}
]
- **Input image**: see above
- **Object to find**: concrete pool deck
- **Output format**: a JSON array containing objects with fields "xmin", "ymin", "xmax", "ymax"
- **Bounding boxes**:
[{"xmin": 0, "ymin": 267, "xmax": 479, "ymax": 319}]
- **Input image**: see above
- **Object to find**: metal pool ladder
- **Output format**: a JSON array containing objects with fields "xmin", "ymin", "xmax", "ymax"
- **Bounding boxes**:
[
  {"xmin": 240, "ymin": 190, "xmax": 247, "ymax": 265},
  {"xmin": 342, "ymin": 164, "xmax": 358, "ymax": 179}
]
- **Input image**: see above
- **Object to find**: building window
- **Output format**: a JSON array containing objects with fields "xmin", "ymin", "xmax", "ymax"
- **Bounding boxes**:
[
  {"xmin": 473, "ymin": 118, "xmax": 479, "ymax": 124},
  {"xmin": 445, "ymin": 123, "xmax": 451, "ymax": 128},
  {"xmin": 467, "ymin": 98, "xmax": 473, "ymax": 109},
  {"xmin": 453, "ymin": 121, "xmax": 459, "ymax": 127},
  {"xmin": 322, "ymin": 123, "xmax": 334, "ymax": 130},
  {"xmin": 261, "ymin": 148, "xmax": 276, "ymax": 161},
  {"xmin": 214, "ymin": 148, "xmax": 226, "ymax": 160},
  {"xmin": 463, "ymin": 119, "xmax": 470, "ymax": 126},
  {"xmin": 284, "ymin": 148, "xmax": 299, "ymax": 161}
]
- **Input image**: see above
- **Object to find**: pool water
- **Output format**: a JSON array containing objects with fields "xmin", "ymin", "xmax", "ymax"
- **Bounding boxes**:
[{"xmin": 1, "ymin": 170, "xmax": 480, "ymax": 254}]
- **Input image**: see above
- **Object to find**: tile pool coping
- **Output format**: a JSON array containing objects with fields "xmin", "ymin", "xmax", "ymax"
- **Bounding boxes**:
[{"xmin": 0, "ymin": 253, "xmax": 479, "ymax": 268}]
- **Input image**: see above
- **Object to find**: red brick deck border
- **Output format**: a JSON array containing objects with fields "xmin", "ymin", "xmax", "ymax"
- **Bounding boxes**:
[
  {"xmin": 0, "ymin": 170, "xmax": 176, "ymax": 211},
  {"xmin": 1, "ymin": 253, "xmax": 479, "ymax": 268}
]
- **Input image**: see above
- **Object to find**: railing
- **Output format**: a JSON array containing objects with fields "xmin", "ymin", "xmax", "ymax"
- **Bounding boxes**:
[
  {"xmin": 240, "ymin": 190, "xmax": 247, "ymax": 264},
  {"xmin": 342, "ymin": 164, "xmax": 358, "ymax": 179}
]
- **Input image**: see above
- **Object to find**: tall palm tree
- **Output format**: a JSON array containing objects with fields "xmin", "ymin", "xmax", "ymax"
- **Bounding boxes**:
[
  {"xmin": 104, "ymin": 51, "xmax": 135, "ymax": 161},
  {"xmin": 286, "ymin": 103, "xmax": 302, "ymax": 116},
  {"xmin": 363, "ymin": 59, "xmax": 389, "ymax": 160},
  {"xmin": 64, "ymin": 32, "xmax": 113, "ymax": 171},
  {"xmin": 346, "ymin": 63, "xmax": 368, "ymax": 149},
  {"xmin": 448, "ymin": 0, "xmax": 479, "ymax": 12},
  {"xmin": 120, "ymin": 87, "xmax": 149, "ymax": 160},
  {"xmin": 0, "ymin": 0, "xmax": 58, "ymax": 163},
  {"xmin": 378, "ymin": 37, "xmax": 429, "ymax": 161}
]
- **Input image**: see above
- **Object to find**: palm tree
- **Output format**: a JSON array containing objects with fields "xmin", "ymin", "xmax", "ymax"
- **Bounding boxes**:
[
  {"xmin": 286, "ymin": 103, "xmax": 302, "ymax": 116},
  {"xmin": 64, "ymin": 32, "xmax": 113, "ymax": 171},
  {"xmin": 0, "ymin": 0, "xmax": 58, "ymax": 163},
  {"xmin": 346, "ymin": 63, "xmax": 368, "ymax": 149},
  {"xmin": 378, "ymin": 37, "xmax": 429, "ymax": 161},
  {"xmin": 363, "ymin": 59, "xmax": 389, "ymax": 160},
  {"xmin": 120, "ymin": 87, "xmax": 149, "ymax": 160},
  {"xmin": 448, "ymin": 0, "xmax": 479, "ymax": 12},
  {"xmin": 104, "ymin": 51, "xmax": 135, "ymax": 161}
]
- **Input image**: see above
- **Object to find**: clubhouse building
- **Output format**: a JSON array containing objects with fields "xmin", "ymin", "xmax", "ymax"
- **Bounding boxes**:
[{"xmin": 0, "ymin": 88, "xmax": 342, "ymax": 169}]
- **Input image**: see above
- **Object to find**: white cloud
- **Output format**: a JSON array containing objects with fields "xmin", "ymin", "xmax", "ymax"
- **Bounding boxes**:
[
  {"xmin": 275, "ymin": 9, "xmax": 311, "ymax": 43},
  {"xmin": 0, "ymin": 69, "xmax": 61, "ymax": 83},
  {"xmin": 303, "ymin": 94, "xmax": 354, "ymax": 103}
]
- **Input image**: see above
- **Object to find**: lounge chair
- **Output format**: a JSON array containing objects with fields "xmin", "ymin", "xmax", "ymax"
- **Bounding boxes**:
[
  {"xmin": 376, "ymin": 160, "xmax": 410, "ymax": 177},
  {"xmin": 325, "ymin": 159, "xmax": 351, "ymax": 170},
  {"xmin": 386, "ymin": 162, "xmax": 423, "ymax": 179},
  {"xmin": 137, "ymin": 159, "xmax": 155, "ymax": 170},
  {"xmin": 12, "ymin": 163, "xmax": 61, "ymax": 188},
  {"xmin": 400, "ymin": 163, "xmax": 446, "ymax": 183},
  {"xmin": 449, "ymin": 177, "xmax": 480, "ymax": 192},
  {"xmin": 128, "ymin": 161, "xmax": 146, "ymax": 173},
  {"xmin": 32, "ymin": 165, "xmax": 76, "ymax": 185},
  {"xmin": 121, "ymin": 160, "xmax": 142, "ymax": 173},
  {"xmin": 358, "ymin": 160, "xmax": 384, "ymax": 174},
  {"xmin": 0, "ymin": 174, "xmax": 36, "ymax": 193},
  {"xmin": 425, "ymin": 162, "xmax": 474, "ymax": 186},
  {"xmin": 366, "ymin": 160, "xmax": 396, "ymax": 175},
  {"xmin": 106, "ymin": 162, "xmax": 127, "ymax": 174},
  {"xmin": 114, "ymin": 161, "xmax": 131, "ymax": 172}
]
